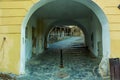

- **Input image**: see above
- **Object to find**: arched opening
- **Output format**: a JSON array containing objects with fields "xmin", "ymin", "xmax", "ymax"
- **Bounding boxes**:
[
  {"xmin": 20, "ymin": 0, "xmax": 110, "ymax": 78},
  {"xmin": 47, "ymin": 25, "xmax": 86, "ymax": 48},
  {"xmin": 47, "ymin": 25, "xmax": 85, "ymax": 48},
  {"xmin": 46, "ymin": 21, "xmax": 86, "ymax": 49}
]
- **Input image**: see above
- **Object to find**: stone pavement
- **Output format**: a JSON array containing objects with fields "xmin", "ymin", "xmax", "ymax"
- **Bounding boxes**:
[
  {"xmin": 48, "ymin": 37, "xmax": 84, "ymax": 49},
  {"xmin": 17, "ymin": 37, "xmax": 104, "ymax": 80}
]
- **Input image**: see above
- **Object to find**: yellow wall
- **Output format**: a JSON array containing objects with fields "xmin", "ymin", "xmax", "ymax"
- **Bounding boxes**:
[
  {"xmin": 94, "ymin": 0, "xmax": 120, "ymax": 58},
  {"xmin": 0, "ymin": 0, "xmax": 35, "ymax": 74},
  {"xmin": 0, "ymin": 0, "xmax": 120, "ymax": 74},
  {"xmin": 0, "ymin": 34, "xmax": 20, "ymax": 74}
]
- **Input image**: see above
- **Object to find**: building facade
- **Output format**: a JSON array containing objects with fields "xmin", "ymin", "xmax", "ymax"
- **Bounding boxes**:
[{"xmin": 0, "ymin": 0, "xmax": 120, "ymax": 77}]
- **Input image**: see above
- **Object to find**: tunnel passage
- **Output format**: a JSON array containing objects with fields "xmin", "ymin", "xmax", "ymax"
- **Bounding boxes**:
[
  {"xmin": 47, "ymin": 25, "xmax": 86, "ymax": 49},
  {"xmin": 20, "ymin": 0, "xmax": 110, "ymax": 77},
  {"xmin": 17, "ymin": 36, "xmax": 103, "ymax": 79},
  {"xmin": 19, "ymin": 24, "xmax": 103, "ymax": 80}
]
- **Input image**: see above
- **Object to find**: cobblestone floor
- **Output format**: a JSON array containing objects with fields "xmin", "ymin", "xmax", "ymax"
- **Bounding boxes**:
[{"xmin": 17, "ymin": 37, "xmax": 103, "ymax": 80}]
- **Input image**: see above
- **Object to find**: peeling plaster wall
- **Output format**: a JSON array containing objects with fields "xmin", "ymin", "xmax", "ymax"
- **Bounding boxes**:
[
  {"xmin": 25, "ymin": 17, "xmax": 46, "ymax": 62},
  {"xmin": 25, "ymin": 16, "xmax": 37, "ymax": 61},
  {"xmin": 36, "ymin": 19, "xmax": 45, "ymax": 54},
  {"xmin": 88, "ymin": 15, "xmax": 102, "ymax": 57}
]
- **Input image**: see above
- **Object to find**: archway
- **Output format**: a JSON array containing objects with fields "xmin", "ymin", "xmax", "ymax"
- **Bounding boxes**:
[
  {"xmin": 20, "ymin": 0, "xmax": 110, "ymax": 77},
  {"xmin": 47, "ymin": 25, "xmax": 86, "ymax": 49},
  {"xmin": 45, "ymin": 20, "xmax": 88, "ymax": 49}
]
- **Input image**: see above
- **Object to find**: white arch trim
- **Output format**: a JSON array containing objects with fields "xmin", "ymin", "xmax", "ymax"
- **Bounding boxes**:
[{"xmin": 20, "ymin": 0, "xmax": 110, "ymax": 75}]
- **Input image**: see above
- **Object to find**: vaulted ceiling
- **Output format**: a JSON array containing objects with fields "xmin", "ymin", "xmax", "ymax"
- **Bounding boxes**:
[{"xmin": 34, "ymin": 0, "xmax": 93, "ymax": 19}]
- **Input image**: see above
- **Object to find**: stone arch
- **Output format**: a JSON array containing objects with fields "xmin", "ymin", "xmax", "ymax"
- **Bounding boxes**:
[
  {"xmin": 20, "ymin": 0, "xmax": 110, "ymax": 76},
  {"xmin": 44, "ymin": 19, "xmax": 88, "ymax": 49}
]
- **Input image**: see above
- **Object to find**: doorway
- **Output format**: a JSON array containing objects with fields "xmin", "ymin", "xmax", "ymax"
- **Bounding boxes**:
[{"xmin": 20, "ymin": 0, "xmax": 110, "ymax": 78}]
